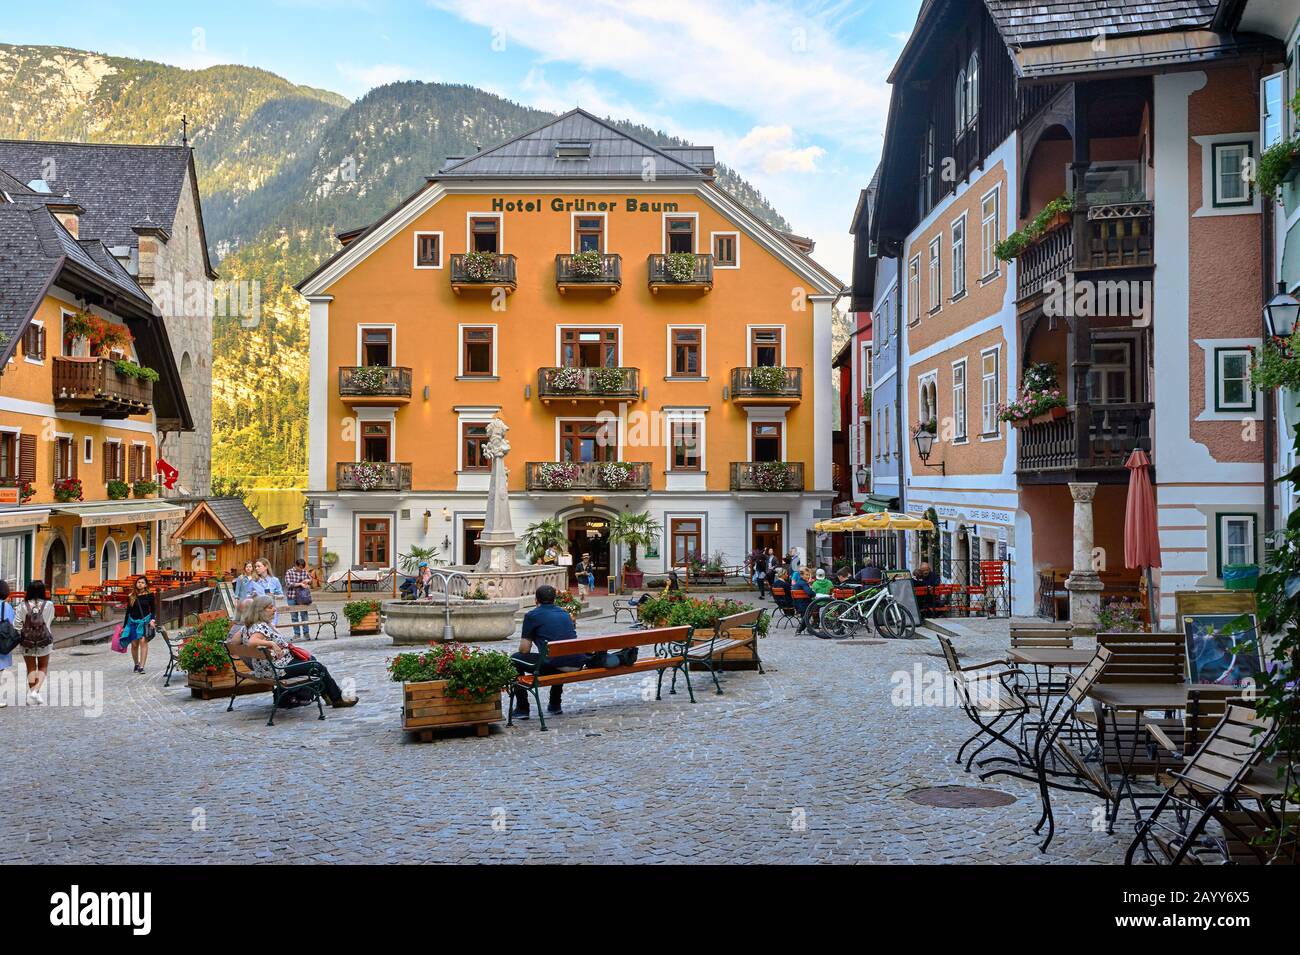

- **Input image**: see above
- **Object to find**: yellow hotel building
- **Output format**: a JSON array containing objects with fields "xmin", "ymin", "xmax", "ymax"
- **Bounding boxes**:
[
  {"xmin": 0, "ymin": 174, "xmax": 192, "ymax": 589},
  {"xmin": 298, "ymin": 111, "xmax": 841, "ymax": 580}
]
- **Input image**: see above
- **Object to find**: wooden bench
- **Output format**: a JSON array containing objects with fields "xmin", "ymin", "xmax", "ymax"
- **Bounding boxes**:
[
  {"xmin": 510, "ymin": 625, "xmax": 692, "ymax": 731},
  {"xmin": 225, "ymin": 639, "xmax": 326, "ymax": 726},
  {"xmin": 1010, "ymin": 623, "xmax": 1074, "ymax": 650},
  {"xmin": 686, "ymin": 608, "xmax": 765, "ymax": 692}
]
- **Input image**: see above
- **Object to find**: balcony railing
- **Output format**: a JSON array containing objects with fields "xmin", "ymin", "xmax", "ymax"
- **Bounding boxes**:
[
  {"xmin": 52, "ymin": 356, "xmax": 153, "ymax": 419},
  {"xmin": 647, "ymin": 253, "xmax": 713, "ymax": 291},
  {"xmin": 730, "ymin": 366, "xmax": 803, "ymax": 401},
  {"xmin": 537, "ymin": 366, "xmax": 640, "ymax": 401},
  {"xmin": 1017, "ymin": 402, "xmax": 1153, "ymax": 480},
  {"xmin": 730, "ymin": 461, "xmax": 805, "ymax": 492},
  {"xmin": 1075, "ymin": 201, "xmax": 1153, "ymax": 271},
  {"xmin": 555, "ymin": 253, "xmax": 622, "ymax": 290},
  {"xmin": 335, "ymin": 461, "xmax": 412, "ymax": 492},
  {"xmin": 524, "ymin": 461, "xmax": 651, "ymax": 492},
  {"xmin": 338, "ymin": 366, "xmax": 412, "ymax": 400},
  {"xmin": 1015, "ymin": 219, "xmax": 1074, "ymax": 305},
  {"xmin": 449, "ymin": 253, "xmax": 517, "ymax": 291}
]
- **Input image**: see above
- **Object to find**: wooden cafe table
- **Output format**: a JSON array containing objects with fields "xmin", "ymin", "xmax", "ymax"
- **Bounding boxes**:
[{"xmin": 1085, "ymin": 682, "xmax": 1189, "ymax": 830}]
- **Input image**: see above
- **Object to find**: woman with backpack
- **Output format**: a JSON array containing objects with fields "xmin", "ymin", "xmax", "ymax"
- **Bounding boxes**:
[
  {"xmin": 120, "ymin": 577, "xmax": 156, "ymax": 674},
  {"xmin": 0, "ymin": 581, "xmax": 13, "ymax": 708},
  {"xmin": 14, "ymin": 580, "xmax": 55, "ymax": 705}
]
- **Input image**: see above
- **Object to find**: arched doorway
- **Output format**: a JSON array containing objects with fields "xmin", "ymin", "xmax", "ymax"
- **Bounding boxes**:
[
  {"xmin": 566, "ymin": 514, "xmax": 612, "ymax": 589},
  {"xmin": 43, "ymin": 537, "xmax": 68, "ymax": 590},
  {"xmin": 101, "ymin": 538, "xmax": 118, "ymax": 583},
  {"xmin": 130, "ymin": 534, "xmax": 144, "ymax": 575}
]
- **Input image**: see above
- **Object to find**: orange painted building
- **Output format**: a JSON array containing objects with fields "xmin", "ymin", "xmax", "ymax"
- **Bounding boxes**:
[
  {"xmin": 0, "ymin": 180, "xmax": 192, "ymax": 590},
  {"xmin": 298, "ymin": 111, "xmax": 841, "ymax": 579}
]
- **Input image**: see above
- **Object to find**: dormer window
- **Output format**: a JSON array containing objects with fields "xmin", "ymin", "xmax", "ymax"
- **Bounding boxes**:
[{"xmin": 555, "ymin": 141, "xmax": 592, "ymax": 160}]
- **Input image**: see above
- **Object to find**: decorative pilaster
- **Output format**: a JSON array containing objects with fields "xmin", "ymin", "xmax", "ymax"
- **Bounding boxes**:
[{"xmin": 1066, "ymin": 481, "xmax": 1103, "ymax": 630}]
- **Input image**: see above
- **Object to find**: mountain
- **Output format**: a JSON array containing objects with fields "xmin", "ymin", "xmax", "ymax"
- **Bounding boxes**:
[{"xmin": 0, "ymin": 44, "xmax": 793, "ymax": 485}]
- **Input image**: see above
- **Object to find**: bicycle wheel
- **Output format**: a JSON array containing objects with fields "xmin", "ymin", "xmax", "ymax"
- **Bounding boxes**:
[
  {"xmin": 873, "ymin": 600, "xmax": 908, "ymax": 639},
  {"xmin": 816, "ymin": 600, "xmax": 854, "ymax": 639}
]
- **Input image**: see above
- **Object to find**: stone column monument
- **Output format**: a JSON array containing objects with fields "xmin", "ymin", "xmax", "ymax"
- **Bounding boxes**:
[
  {"xmin": 476, "ymin": 416, "xmax": 521, "ymax": 574},
  {"xmin": 1065, "ymin": 481, "xmax": 1103, "ymax": 630}
]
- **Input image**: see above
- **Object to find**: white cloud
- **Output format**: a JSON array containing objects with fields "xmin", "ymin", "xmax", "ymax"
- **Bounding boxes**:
[
  {"xmin": 335, "ymin": 62, "xmax": 437, "ymax": 91},
  {"xmin": 732, "ymin": 125, "xmax": 825, "ymax": 174},
  {"xmin": 429, "ymin": 0, "xmax": 892, "ymax": 148}
]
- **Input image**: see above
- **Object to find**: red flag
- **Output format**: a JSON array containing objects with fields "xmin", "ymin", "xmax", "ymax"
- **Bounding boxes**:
[{"xmin": 155, "ymin": 456, "xmax": 180, "ymax": 490}]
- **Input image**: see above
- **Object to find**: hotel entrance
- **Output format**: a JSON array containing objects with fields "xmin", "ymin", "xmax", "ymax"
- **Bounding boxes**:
[{"xmin": 567, "ymin": 515, "xmax": 610, "ymax": 589}]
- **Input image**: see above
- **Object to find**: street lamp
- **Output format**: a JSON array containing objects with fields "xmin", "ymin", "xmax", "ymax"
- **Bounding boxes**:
[
  {"xmin": 1264, "ymin": 281, "xmax": 1300, "ymax": 339},
  {"xmin": 855, "ymin": 465, "xmax": 868, "ymax": 491},
  {"xmin": 913, "ymin": 428, "xmax": 945, "ymax": 475}
]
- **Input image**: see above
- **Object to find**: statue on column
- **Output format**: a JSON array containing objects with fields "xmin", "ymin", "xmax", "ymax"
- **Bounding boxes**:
[{"xmin": 476, "ymin": 416, "xmax": 520, "ymax": 573}]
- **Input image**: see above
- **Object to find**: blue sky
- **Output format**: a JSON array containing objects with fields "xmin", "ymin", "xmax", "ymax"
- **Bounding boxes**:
[{"xmin": 5, "ymin": 0, "xmax": 924, "ymax": 279}]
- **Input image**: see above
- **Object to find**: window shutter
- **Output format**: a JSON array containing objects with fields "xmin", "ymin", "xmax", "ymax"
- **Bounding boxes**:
[
  {"xmin": 144, "ymin": 446, "xmax": 152, "ymax": 481},
  {"xmin": 128, "ymin": 446, "xmax": 139, "ymax": 483},
  {"xmin": 18, "ymin": 434, "xmax": 36, "ymax": 483},
  {"xmin": 38, "ymin": 326, "xmax": 46, "ymax": 360},
  {"xmin": 103, "ymin": 442, "xmax": 111, "ymax": 483},
  {"xmin": 71, "ymin": 440, "xmax": 78, "ymax": 480}
]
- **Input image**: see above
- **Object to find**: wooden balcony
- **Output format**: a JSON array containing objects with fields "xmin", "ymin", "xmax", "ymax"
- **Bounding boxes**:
[
  {"xmin": 52, "ymin": 356, "xmax": 152, "ymax": 419},
  {"xmin": 1015, "ymin": 219, "xmax": 1074, "ymax": 307},
  {"xmin": 1015, "ymin": 202, "xmax": 1155, "ymax": 309},
  {"xmin": 730, "ymin": 367, "xmax": 802, "ymax": 406},
  {"xmin": 524, "ymin": 461, "xmax": 651, "ymax": 492},
  {"xmin": 555, "ymin": 253, "xmax": 621, "ymax": 293},
  {"xmin": 1017, "ymin": 403, "xmax": 1153, "ymax": 484},
  {"xmin": 647, "ymin": 253, "xmax": 713, "ymax": 293},
  {"xmin": 449, "ymin": 253, "xmax": 517, "ymax": 293},
  {"xmin": 335, "ymin": 461, "xmax": 412, "ymax": 492},
  {"xmin": 730, "ymin": 461, "xmax": 805, "ymax": 492},
  {"xmin": 337, "ymin": 366, "xmax": 412, "ymax": 405},
  {"xmin": 537, "ymin": 366, "xmax": 640, "ymax": 403}
]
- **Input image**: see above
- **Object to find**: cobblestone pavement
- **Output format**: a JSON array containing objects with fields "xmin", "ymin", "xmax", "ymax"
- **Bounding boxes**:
[{"xmin": 0, "ymin": 601, "xmax": 1131, "ymax": 863}]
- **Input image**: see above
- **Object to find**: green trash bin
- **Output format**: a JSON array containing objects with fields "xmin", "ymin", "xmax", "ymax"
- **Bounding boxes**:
[{"xmin": 1222, "ymin": 564, "xmax": 1259, "ymax": 590}]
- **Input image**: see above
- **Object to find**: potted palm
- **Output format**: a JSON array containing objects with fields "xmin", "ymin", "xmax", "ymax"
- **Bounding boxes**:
[
  {"xmin": 610, "ymin": 510, "xmax": 661, "ymax": 590},
  {"xmin": 522, "ymin": 517, "xmax": 569, "ymax": 563}
]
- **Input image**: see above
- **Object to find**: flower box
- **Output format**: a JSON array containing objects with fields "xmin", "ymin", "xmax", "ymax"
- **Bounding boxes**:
[
  {"xmin": 401, "ymin": 678, "xmax": 503, "ymax": 740},
  {"xmin": 350, "ymin": 611, "xmax": 381, "ymax": 635},
  {"xmin": 1029, "ymin": 406, "xmax": 1069, "ymax": 425},
  {"xmin": 187, "ymin": 664, "xmax": 264, "ymax": 700}
]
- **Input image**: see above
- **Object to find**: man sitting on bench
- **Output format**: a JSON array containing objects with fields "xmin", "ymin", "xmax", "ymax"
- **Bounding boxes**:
[{"xmin": 510, "ymin": 585, "xmax": 584, "ymax": 720}]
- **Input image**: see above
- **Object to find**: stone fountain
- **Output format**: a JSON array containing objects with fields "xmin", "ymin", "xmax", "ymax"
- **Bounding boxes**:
[{"xmin": 383, "ymin": 415, "xmax": 566, "ymax": 644}]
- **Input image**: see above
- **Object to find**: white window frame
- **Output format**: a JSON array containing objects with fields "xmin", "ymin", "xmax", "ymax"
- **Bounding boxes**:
[
  {"xmin": 457, "ymin": 323, "xmax": 499, "ymax": 378},
  {"xmin": 465, "ymin": 212, "xmax": 504, "ymax": 252},
  {"xmin": 979, "ymin": 185, "xmax": 1000, "ymax": 280},
  {"xmin": 354, "ymin": 408, "xmax": 397, "ymax": 464},
  {"xmin": 980, "ymin": 345, "xmax": 1000, "ymax": 439},
  {"xmin": 1215, "ymin": 346, "xmax": 1256, "ymax": 412},
  {"xmin": 1262, "ymin": 70, "xmax": 1287, "ymax": 150},
  {"xmin": 82, "ymin": 436, "xmax": 93, "ymax": 465},
  {"xmin": 745, "ymin": 408, "xmax": 788, "ymax": 460},
  {"xmin": 951, "ymin": 358, "xmax": 968, "ymax": 444},
  {"xmin": 412, "ymin": 230, "xmax": 444, "ymax": 269},
  {"xmin": 555, "ymin": 323, "xmax": 625, "ymax": 367},
  {"xmin": 663, "ymin": 409, "xmax": 708, "ymax": 480},
  {"xmin": 666, "ymin": 325, "xmax": 707, "ymax": 379},
  {"xmin": 661, "ymin": 211, "xmax": 699, "ymax": 254},
  {"xmin": 951, "ymin": 213, "xmax": 967, "ymax": 298},
  {"xmin": 927, "ymin": 237, "xmax": 941, "ymax": 313},
  {"xmin": 746, "ymin": 325, "xmax": 786, "ymax": 366},
  {"xmin": 907, "ymin": 256, "xmax": 920, "ymax": 325},
  {"xmin": 454, "ymin": 405, "xmax": 502, "ymax": 491},
  {"xmin": 917, "ymin": 370, "xmax": 938, "ymax": 429},
  {"xmin": 710, "ymin": 230, "xmax": 740, "ymax": 269},
  {"xmin": 1193, "ymin": 133, "xmax": 1261, "ymax": 217},
  {"xmin": 356, "ymin": 323, "xmax": 397, "ymax": 366},
  {"xmin": 1212, "ymin": 142, "xmax": 1253, "ymax": 207},
  {"xmin": 23, "ymin": 319, "xmax": 44, "ymax": 365},
  {"xmin": 1216, "ymin": 513, "xmax": 1257, "ymax": 576}
]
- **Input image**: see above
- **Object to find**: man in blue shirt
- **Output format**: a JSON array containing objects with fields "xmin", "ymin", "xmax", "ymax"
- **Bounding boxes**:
[{"xmin": 510, "ymin": 584, "xmax": 582, "ymax": 719}]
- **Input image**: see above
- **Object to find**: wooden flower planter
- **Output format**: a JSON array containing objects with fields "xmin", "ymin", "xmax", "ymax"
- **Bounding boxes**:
[
  {"xmin": 187, "ymin": 664, "xmax": 261, "ymax": 700},
  {"xmin": 401, "ymin": 679, "xmax": 503, "ymax": 741},
  {"xmin": 349, "ymin": 611, "xmax": 381, "ymax": 635}
]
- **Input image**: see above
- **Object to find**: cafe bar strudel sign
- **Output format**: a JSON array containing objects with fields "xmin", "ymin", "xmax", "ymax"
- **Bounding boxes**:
[{"xmin": 490, "ymin": 197, "xmax": 683, "ymax": 214}]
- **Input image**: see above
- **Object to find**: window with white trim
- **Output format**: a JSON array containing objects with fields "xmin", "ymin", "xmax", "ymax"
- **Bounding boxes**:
[
  {"xmin": 1216, "ymin": 513, "xmax": 1257, "ymax": 576},
  {"xmin": 951, "ymin": 359, "xmax": 967, "ymax": 442},
  {"xmin": 980, "ymin": 347, "xmax": 999, "ymax": 437},
  {"xmin": 927, "ymin": 237, "xmax": 941, "ymax": 312},
  {"xmin": 907, "ymin": 256, "xmax": 920, "ymax": 325},
  {"xmin": 951, "ymin": 214, "xmax": 967, "ymax": 297},
  {"xmin": 414, "ymin": 232, "xmax": 441, "ymax": 268},
  {"xmin": 1212, "ymin": 142, "xmax": 1252, "ymax": 206},
  {"xmin": 980, "ymin": 187, "xmax": 1000, "ymax": 279},
  {"xmin": 1214, "ymin": 347, "xmax": 1255, "ymax": 412}
]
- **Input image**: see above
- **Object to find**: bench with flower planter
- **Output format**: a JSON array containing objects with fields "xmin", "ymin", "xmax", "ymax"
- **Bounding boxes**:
[{"xmin": 684, "ymin": 607, "xmax": 767, "ymax": 688}]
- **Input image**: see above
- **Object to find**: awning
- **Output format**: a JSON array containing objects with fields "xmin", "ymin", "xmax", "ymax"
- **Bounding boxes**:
[
  {"xmin": 0, "ymin": 507, "xmax": 53, "ymax": 531},
  {"xmin": 860, "ymin": 493, "xmax": 898, "ymax": 513},
  {"xmin": 50, "ymin": 500, "xmax": 187, "ymax": 528}
]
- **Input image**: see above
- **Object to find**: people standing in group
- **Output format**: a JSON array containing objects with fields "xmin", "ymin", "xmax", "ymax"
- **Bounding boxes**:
[
  {"xmin": 233, "ymin": 560, "xmax": 257, "ymax": 600},
  {"xmin": 283, "ymin": 557, "xmax": 314, "ymax": 641},
  {"xmin": 14, "ymin": 580, "xmax": 55, "ymax": 705},
  {"xmin": 120, "ymin": 576, "xmax": 155, "ymax": 674},
  {"xmin": 0, "ymin": 581, "xmax": 12, "ymax": 708},
  {"xmin": 236, "ymin": 595, "xmax": 356, "ymax": 708}
]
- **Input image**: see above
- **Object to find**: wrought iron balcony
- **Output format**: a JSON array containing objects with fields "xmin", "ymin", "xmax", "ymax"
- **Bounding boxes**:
[
  {"xmin": 729, "ymin": 366, "xmax": 802, "ymax": 405},
  {"xmin": 537, "ymin": 366, "xmax": 640, "ymax": 402},
  {"xmin": 524, "ymin": 461, "xmax": 651, "ymax": 492},
  {"xmin": 337, "ymin": 366, "xmax": 412, "ymax": 403},
  {"xmin": 335, "ymin": 461, "xmax": 412, "ymax": 492},
  {"xmin": 1016, "ymin": 402, "xmax": 1153, "ymax": 484},
  {"xmin": 730, "ymin": 461, "xmax": 805, "ymax": 492},
  {"xmin": 647, "ymin": 253, "xmax": 713, "ymax": 292},
  {"xmin": 449, "ymin": 253, "xmax": 517, "ymax": 292},
  {"xmin": 555, "ymin": 253, "xmax": 622, "ymax": 292},
  {"xmin": 52, "ymin": 356, "xmax": 153, "ymax": 419}
]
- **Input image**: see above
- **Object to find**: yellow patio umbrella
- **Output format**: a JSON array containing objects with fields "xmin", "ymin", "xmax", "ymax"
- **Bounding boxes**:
[
  {"xmin": 814, "ymin": 516, "xmax": 863, "ymax": 533},
  {"xmin": 844, "ymin": 511, "xmax": 935, "ymax": 532}
]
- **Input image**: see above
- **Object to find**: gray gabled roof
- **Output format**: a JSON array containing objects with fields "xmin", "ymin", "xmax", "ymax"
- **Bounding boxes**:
[
  {"xmin": 436, "ymin": 109, "xmax": 710, "ymax": 180},
  {"xmin": 0, "ymin": 140, "xmax": 216, "ymax": 277},
  {"xmin": 984, "ymin": 0, "xmax": 1219, "ymax": 47},
  {"xmin": 202, "ymin": 496, "xmax": 266, "ymax": 542}
]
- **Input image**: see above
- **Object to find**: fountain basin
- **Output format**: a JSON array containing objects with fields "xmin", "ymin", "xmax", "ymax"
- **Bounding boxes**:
[{"xmin": 383, "ymin": 598, "xmax": 518, "ymax": 644}]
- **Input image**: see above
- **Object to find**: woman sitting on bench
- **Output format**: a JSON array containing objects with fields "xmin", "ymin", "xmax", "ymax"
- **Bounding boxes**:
[{"xmin": 237, "ymin": 596, "xmax": 356, "ymax": 708}]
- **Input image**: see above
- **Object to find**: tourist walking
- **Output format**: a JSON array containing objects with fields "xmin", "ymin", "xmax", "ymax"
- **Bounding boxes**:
[
  {"xmin": 575, "ymin": 553, "xmax": 595, "ymax": 598},
  {"xmin": 120, "ymin": 576, "xmax": 155, "ymax": 674},
  {"xmin": 764, "ymin": 548, "xmax": 779, "ymax": 596},
  {"xmin": 0, "ymin": 581, "xmax": 13, "ymax": 708},
  {"xmin": 750, "ymin": 547, "xmax": 768, "ymax": 598},
  {"xmin": 237, "ymin": 595, "xmax": 356, "ymax": 707},
  {"xmin": 14, "ymin": 580, "xmax": 55, "ymax": 705},
  {"xmin": 510, "ymin": 584, "xmax": 583, "ymax": 720},
  {"xmin": 284, "ymin": 557, "xmax": 313, "ymax": 640}
]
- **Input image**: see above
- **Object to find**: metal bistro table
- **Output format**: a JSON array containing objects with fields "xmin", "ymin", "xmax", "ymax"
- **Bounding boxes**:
[
  {"xmin": 1085, "ymin": 682, "xmax": 1189, "ymax": 833},
  {"xmin": 1007, "ymin": 646, "xmax": 1097, "ymax": 717}
]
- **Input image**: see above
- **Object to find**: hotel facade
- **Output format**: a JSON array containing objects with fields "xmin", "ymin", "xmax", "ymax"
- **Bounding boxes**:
[
  {"xmin": 298, "ymin": 111, "xmax": 840, "ymax": 582},
  {"xmin": 860, "ymin": 0, "xmax": 1295, "ymax": 627}
]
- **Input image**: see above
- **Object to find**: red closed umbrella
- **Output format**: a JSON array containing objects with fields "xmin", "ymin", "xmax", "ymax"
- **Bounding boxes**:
[{"xmin": 1124, "ymin": 448, "xmax": 1161, "ymax": 628}]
